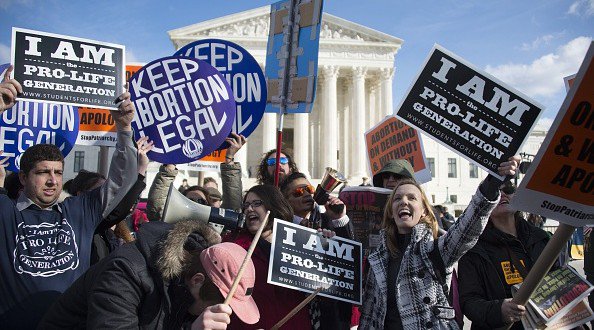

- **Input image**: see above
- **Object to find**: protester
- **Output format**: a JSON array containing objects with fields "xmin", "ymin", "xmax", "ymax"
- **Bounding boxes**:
[
  {"xmin": 280, "ymin": 172, "xmax": 353, "ymax": 329},
  {"xmin": 372, "ymin": 159, "xmax": 415, "ymax": 190},
  {"xmin": 359, "ymin": 156, "xmax": 520, "ymax": 329},
  {"xmin": 0, "ymin": 89, "xmax": 139, "ymax": 328},
  {"xmin": 280, "ymin": 172, "xmax": 352, "ymax": 234},
  {"xmin": 0, "ymin": 66, "xmax": 22, "ymax": 114},
  {"xmin": 179, "ymin": 178, "xmax": 190, "ymax": 195},
  {"xmin": 225, "ymin": 185, "xmax": 312, "ymax": 329},
  {"xmin": 458, "ymin": 181, "xmax": 554, "ymax": 330},
  {"xmin": 39, "ymin": 221, "xmax": 260, "ymax": 329},
  {"xmin": 257, "ymin": 148, "xmax": 299, "ymax": 186}
]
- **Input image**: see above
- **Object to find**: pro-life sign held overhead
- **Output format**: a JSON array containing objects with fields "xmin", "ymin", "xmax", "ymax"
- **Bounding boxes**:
[
  {"xmin": 11, "ymin": 28, "xmax": 125, "ymax": 110},
  {"xmin": 396, "ymin": 45, "xmax": 543, "ymax": 179},
  {"xmin": 511, "ymin": 42, "xmax": 594, "ymax": 226},
  {"xmin": 268, "ymin": 220, "xmax": 362, "ymax": 305}
]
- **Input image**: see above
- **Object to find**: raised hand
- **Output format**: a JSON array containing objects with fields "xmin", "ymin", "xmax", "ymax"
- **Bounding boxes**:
[
  {"xmin": 0, "ymin": 66, "xmax": 23, "ymax": 113},
  {"xmin": 111, "ymin": 83, "xmax": 134, "ymax": 132},
  {"xmin": 136, "ymin": 137, "xmax": 154, "ymax": 175},
  {"xmin": 224, "ymin": 133, "xmax": 247, "ymax": 163}
]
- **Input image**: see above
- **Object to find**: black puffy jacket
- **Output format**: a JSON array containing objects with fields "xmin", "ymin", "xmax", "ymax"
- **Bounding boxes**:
[{"xmin": 38, "ymin": 221, "xmax": 220, "ymax": 329}]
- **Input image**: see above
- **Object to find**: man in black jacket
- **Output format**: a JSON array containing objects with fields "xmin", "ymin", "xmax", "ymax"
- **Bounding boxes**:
[
  {"xmin": 280, "ymin": 171, "xmax": 353, "ymax": 330},
  {"xmin": 39, "ymin": 221, "xmax": 260, "ymax": 329},
  {"xmin": 458, "ymin": 182, "xmax": 552, "ymax": 330}
]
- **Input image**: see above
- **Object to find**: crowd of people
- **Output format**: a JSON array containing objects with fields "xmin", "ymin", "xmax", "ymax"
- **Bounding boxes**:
[{"xmin": 0, "ymin": 65, "xmax": 591, "ymax": 330}]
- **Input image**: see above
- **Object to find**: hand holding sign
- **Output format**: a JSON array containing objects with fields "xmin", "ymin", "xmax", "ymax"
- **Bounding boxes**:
[
  {"xmin": 137, "ymin": 137, "xmax": 154, "ymax": 176},
  {"xmin": 224, "ymin": 133, "xmax": 247, "ymax": 164},
  {"xmin": 112, "ymin": 86, "xmax": 133, "ymax": 132},
  {"xmin": 0, "ymin": 66, "xmax": 23, "ymax": 113}
]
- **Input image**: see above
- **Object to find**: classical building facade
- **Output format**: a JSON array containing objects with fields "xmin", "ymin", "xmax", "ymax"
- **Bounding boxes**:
[
  {"xmin": 61, "ymin": 5, "xmax": 548, "ymax": 212},
  {"xmin": 168, "ymin": 6, "xmax": 403, "ymax": 181}
]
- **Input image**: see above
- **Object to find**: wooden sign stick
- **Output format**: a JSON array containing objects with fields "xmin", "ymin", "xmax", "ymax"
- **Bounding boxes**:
[
  {"xmin": 223, "ymin": 211, "xmax": 270, "ymax": 304},
  {"xmin": 271, "ymin": 286, "xmax": 324, "ymax": 330}
]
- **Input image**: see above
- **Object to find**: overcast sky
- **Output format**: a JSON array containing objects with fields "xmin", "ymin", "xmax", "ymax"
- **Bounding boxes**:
[{"xmin": 1, "ymin": 0, "xmax": 592, "ymax": 126}]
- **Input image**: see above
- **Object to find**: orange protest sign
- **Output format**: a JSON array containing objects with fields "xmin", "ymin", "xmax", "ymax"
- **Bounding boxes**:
[
  {"xmin": 365, "ymin": 116, "xmax": 431, "ymax": 184},
  {"xmin": 200, "ymin": 149, "xmax": 227, "ymax": 162},
  {"xmin": 513, "ymin": 42, "xmax": 594, "ymax": 226},
  {"xmin": 125, "ymin": 64, "xmax": 143, "ymax": 83}
]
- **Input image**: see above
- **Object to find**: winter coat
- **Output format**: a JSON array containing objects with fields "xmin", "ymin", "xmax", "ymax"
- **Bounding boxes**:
[
  {"xmin": 359, "ymin": 189, "xmax": 498, "ymax": 329},
  {"xmin": 220, "ymin": 161, "xmax": 243, "ymax": 211},
  {"xmin": 147, "ymin": 164, "xmax": 178, "ymax": 221},
  {"xmin": 38, "ymin": 220, "xmax": 221, "ymax": 329},
  {"xmin": 458, "ymin": 218, "xmax": 551, "ymax": 330}
]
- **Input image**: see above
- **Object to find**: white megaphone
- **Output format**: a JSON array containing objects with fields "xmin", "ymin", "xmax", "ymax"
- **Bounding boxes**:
[{"xmin": 161, "ymin": 184, "xmax": 244, "ymax": 234}]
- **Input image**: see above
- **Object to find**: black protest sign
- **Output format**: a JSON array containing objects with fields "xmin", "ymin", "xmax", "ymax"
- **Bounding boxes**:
[
  {"xmin": 11, "ymin": 28, "xmax": 125, "ymax": 110},
  {"xmin": 396, "ymin": 45, "xmax": 543, "ymax": 178},
  {"xmin": 267, "ymin": 219, "xmax": 362, "ymax": 304},
  {"xmin": 339, "ymin": 186, "xmax": 391, "ymax": 258}
]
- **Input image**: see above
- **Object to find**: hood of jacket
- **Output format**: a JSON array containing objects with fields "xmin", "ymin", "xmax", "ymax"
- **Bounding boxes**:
[{"xmin": 135, "ymin": 220, "xmax": 221, "ymax": 281}]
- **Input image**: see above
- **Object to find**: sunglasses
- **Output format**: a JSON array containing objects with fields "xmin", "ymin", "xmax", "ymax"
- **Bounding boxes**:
[
  {"xmin": 500, "ymin": 185, "xmax": 516, "ymax": 195},
  {"xmin": 242, "ymin": 199, "xmax": 264, "ymax": 211},
  {"xmin": 292, "ymin": 185, "xmax": 315, "ymax": 198},
  {"xmin": 266, "ymin": 157, "xmax": 289, "ymax": 166}
]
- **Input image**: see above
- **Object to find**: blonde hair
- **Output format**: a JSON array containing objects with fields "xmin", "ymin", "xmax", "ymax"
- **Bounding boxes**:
[{"xmin": 382, "ymin": 178, "xmax": 438, "ymax": 256}]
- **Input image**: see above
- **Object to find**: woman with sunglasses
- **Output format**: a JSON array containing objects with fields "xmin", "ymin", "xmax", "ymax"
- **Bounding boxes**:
[
  {"xmin": 359, "ymin": 156, "xmax": 521, "ymax": 330},
  {"xmin": 457, "ymin": 181, "xmax": 555, "ymax": 330},
  {"xmin": 224, "ymin": 185, "xmax": 312, "ymax": 330}
]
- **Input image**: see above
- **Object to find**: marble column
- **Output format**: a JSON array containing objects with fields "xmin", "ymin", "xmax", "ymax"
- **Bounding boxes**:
[
  {"xmin": 293, "ymin": 113, "xmax": 310, "ymax": 177},
  {"xmin": 262, "ymin": 112, "xmax": 277, "ymax": 153},
  {"xmin": 374, "ymin": 79, "xmax": 383, "ymax": 122},
  {"xmin": 339, "ymin": 77, "xmax": 351, "ymax": 175},
  {"xmin": 350, "ymin": 66, "xmax": 367, "ymax": 180},
  {"xmin": 380, "ymin": 67, "xmax": 394, "ymax": 117},
  {"xmin": 321, "ymin": 65, "xmax": 339, "ymax": 172}
]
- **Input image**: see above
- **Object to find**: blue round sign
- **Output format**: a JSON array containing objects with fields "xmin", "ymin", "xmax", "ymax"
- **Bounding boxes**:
[
  {"xmin": 175, "ymin": 39, "xmax": 267, "ymax": 150},
  {"xmin": 129, "ymin": 56, "xmax": 236, "ymax": 164},
  {"xmin": 0, "ymin": 101, "xmax": 79, "ymax": 172}
]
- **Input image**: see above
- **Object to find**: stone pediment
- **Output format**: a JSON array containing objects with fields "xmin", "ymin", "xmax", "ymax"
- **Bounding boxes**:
[{"xmin": 168, "ymin": 5, "xmax": 402, "ymax": 49}]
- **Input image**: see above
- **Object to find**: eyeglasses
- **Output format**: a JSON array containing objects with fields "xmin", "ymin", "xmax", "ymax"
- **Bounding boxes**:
[
  {"xmin": 266, "ymin": 157, "xmax": 289, "ymax": 166},
  {"xmin": 292, "ymin": 185, "xmax": 315, "ymax": 198},
  {"xmin": 190, "ymin": 197, "xmax": 208, "ymax": 205},
  {"xmin": 242, "ymin": 199, "xmax": 264, "ymax": 211}
]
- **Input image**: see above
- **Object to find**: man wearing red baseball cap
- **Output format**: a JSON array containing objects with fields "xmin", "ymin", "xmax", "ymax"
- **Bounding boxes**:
[{"xmin": 39, "ymin": 221, "xmax": 259, "ymax": 329}]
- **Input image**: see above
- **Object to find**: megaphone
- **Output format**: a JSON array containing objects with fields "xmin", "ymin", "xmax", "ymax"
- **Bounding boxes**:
[
  {"xmin": 161, "ymin": 184, "xmax": 244, "ymax": 234},
  {"xmin": 313, "ymin": 167, "xmax": 347, "ymax": 214}
]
